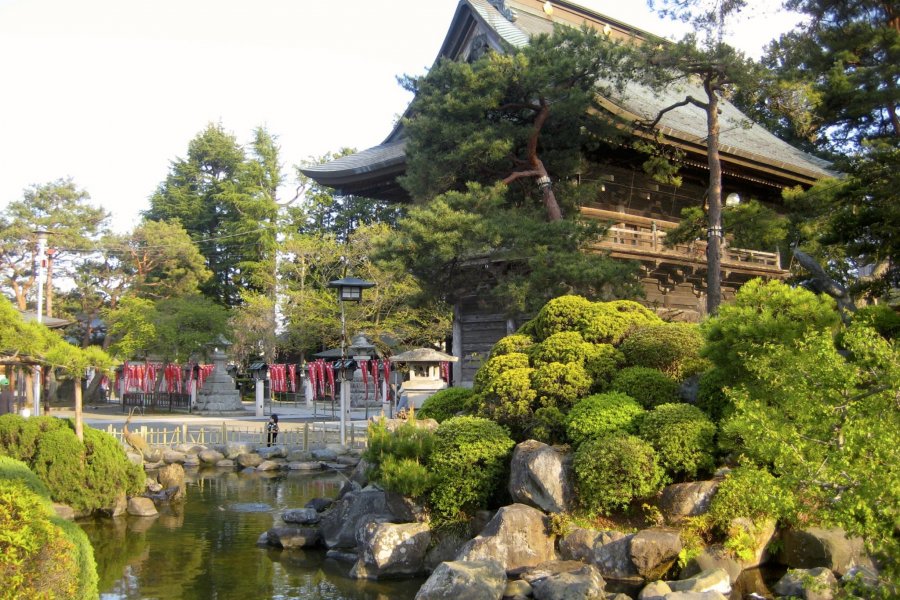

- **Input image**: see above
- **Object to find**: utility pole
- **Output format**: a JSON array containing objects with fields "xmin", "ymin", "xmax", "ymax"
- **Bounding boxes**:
[{"xmin": 33, "ymin": 229, "xmax": 50, "ymax": 416}]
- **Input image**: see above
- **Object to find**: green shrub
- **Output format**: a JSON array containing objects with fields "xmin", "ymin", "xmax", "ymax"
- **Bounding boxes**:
[
  {"xmin": 639, "ymin": 403, "xmax": 717, "ymax": 481},
  {"xmin": 527, "ymin": 295, "xmax": 599, "ymax": 341},
  {"xmin": 530, "ymin": 361, "xmax": 591, "ymax": 409},
  {"xmin": 0, "ymin": 457, "xmax": 98, "ymax": 599},
  {"xmin": 610, "ymin": 366, "xmax": 681, "ymax": 409},
  {"xmin": 480, "ymin": 367, "xmax": 537, "ymax": 436},
  {"xmin": 708, "ymin": 466, "xmax": 796, "ymax": 531},
  {"xmin": 490, "ymin": 333, "xmax": 535, "ymax": 358},
  {"xmin": 696, "ymin": 368, "xmax": 732, "ymax": 423},
  {"xmin": 566, "ymin": 392, "xmax": 646, "ymax": 447},
  {"xmin": 701, "ymin": 279, "xmax": 840, "ymax": 383},
  {"xmin": 429, "ymin": 416, "xmax": 515, "ymax": 523},
  {"xmin": 573, "ymin": 433, "xmax": 663, "ymax": 514},
  {"xmin": 583, "ymin": 343, "xmax": 625, "ymax": 390},
  {"xmin": 378, "ymin": 456, "xmax": 434, "ymax": 499},
  {"xmin": 619, "ymin": 322, "xmax": 706, "ymax": 380},
  {"xmin": 0, "ymin": 455, "xmax": 51, "ymax": 499},
  {"xmin": 850, "ymin": 304, "xmax": 900, "ymax": 340},
  {"xmin": 365, "ymin": 419, "xmax": 435, "ymax": 484},
  {"xmin": 1, "ymin": 416, "xmax": 143, "ymax": 514},
  {"xmin": 531, "ymin": 406, "xmax": 569, "ymax": 445},
  {"xmin": 0, "ymin": 478, "xmax": 80, "ymax": 599},
  {"xmin": 418, "ymin": 387, "xmax": 475, "ymax": 422},
  {"xmin": 472, "ymin": 352, "xmax": 531, "ymax": 392},
  {"xmin": 584, "ymin": 300, "xmax": 661, "ymax": 344},
  {"xmin": 529, "ymin": 331, "xmax": 590, "ymax": 366},
  {"xmin": 0, "ymin": 415, "xmax": 67, "ymax": 463}
]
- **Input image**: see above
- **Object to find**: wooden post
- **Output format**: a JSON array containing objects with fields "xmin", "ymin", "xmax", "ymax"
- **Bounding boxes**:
[{"xmin": 303, "ymin": 423, "xmax": 309, "ymax": 451}]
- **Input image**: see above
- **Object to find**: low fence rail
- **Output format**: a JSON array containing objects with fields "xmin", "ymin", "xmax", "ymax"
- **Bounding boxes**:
[{"xmin": 104, "ymin": 421, "xmax": 367, "ymax": 450}]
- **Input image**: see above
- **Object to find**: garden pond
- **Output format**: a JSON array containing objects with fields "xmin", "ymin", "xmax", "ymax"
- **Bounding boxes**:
[{"xmin": 79, "ymin": 468, "xmax": 425, "ymax": 600}]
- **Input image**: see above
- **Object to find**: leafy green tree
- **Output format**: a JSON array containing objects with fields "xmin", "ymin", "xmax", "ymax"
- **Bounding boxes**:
[
  {"xmin": 0, "ymin": 178, "xmax": 108, "ymax": 313},
  {"xmin": 388, "ymin": 26, "xmax": 642, "ymax": 312},
  {"xmin": 280, "ymin": 223, "xmax": 451, "ymax": 358},
  {"xmin": 228, "ymin": 291, "xmax": 277, "ymax": 365},
  {"xmin": 291, "ymin": 150, "xmax": 404, "ymax": 242},
  {"xmin": 145, "ymin": 124, "xmax": 279, "ymax": 307},
  {"xmin": 741, "ymin": 1, "xmax": 899, "ymax": 298},
  {"xmin": 723, "ymin": 323, "xmax": 899, "ymax": 575}
]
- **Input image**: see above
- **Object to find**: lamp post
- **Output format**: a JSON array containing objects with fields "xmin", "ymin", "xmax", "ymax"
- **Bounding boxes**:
[
  {"xmin": 328, "ymin": 276, "xmax": 375, "ymax": 446},
  {"xmin": 33, "ymin": 229, "xmax": 50, "ymax": 417}
]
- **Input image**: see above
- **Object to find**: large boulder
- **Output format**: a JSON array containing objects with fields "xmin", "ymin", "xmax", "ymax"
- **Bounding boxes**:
[
  {"xmin": 266, "ymin": 526, "xmax": 322, "ymax": 549},
  {"xmin": 162, "ymin": 449, "xmax": 187, "ymax": 465},
  {"xmin": 351, "ymin": 521, "xmax": 431, "ymax": 579},
  {"xmin": 127, "ymin": 497, "xmax": 158, "ymax": 517},
  {"xmin": 198, "ymin": 449, "xmax": 224, "ymax": 464},
  {"xmin": 667, "ymin": 568, "xmax": 732, "ymax": 596},
  {"xmin": 319, "ymin": 486, "xmax": 397, "ymax": 549},
  {"xmin": 725, "ymin": 517, "xmax": 776, "ymax": 568},
  {"xmin": 97, "ymin": 491, "xmax": 128, "ymax": 517},
  {"xmin": 415, "ymin": 559, "xmax": 507, "ymax": 600},
  {"xmin": 237, "ymin": 453, "xmax": 264, "ymax": 468},
  {"xmin": 659, "ymin": 481, "xmax": 718, "ymax": 522},
  {"xmin": 508, "ymin": 440, "xmax": 573, "ymax": 514},
  {"xmin": 559, "ymin": 527, "xmax": 641, "ymax": 582},
  {"xmin": 779, "ymin": 527, "xmax": 873, "ymax": 576},
  {"xmin": 456, "ymin": 503, "xmax": 558, "ymax": 575},
  {"xmin": 385, "ymin": 491, "xmax": 429, "ymax": 523},
  {"xmin": 157, "ymin": 463, "xmax": 185, "ymax": 500},
  {"xmin": 282, "ymin": 508, "xmax": 320, "ymax": 525},
  {"xmin": 257, "ymin": 446, "xmax": 287, "ymax": 460},
  {"xmin": 629, "ymin": 528, "xmax": 682, "ymax": 581},
  {"xmin": 773, "ymin": 567, "xmax": 837, "ymax": 600},
  {"xmin": 225, "ymin": 442, "xmax": 254, "ymax": 458},
  {"xmin": 531, "ymin": 563, "xmax": 606, "ymax": 600}
]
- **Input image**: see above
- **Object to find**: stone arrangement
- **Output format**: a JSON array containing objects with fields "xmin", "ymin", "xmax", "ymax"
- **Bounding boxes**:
[{"xmin": 111, "ymin": 431, "xmax": 885, "ymax": 600}]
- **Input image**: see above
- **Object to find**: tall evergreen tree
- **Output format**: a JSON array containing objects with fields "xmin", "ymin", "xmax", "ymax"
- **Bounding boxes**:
[
  {"xmin": 387, "ymin": 25, "xmax": 642, "ymax": 313},
  {"xmin": 145, "ymin": 124, "xmax": 280, "ymax": 307}
]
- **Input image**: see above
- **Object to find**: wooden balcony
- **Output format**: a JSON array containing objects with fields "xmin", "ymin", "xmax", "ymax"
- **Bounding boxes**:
[{"xmin": 581, "ymin": 207, "xmax": 786, "ymax": 278}]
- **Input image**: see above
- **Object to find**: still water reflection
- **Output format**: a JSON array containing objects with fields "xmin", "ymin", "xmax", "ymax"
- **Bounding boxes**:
[{"xmin": 79, "ymin": 469, "xmax": 425, "ymax": 600}]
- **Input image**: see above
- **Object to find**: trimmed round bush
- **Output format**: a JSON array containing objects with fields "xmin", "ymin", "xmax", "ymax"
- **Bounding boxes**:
[
  {"xmin": 527, "ymin": 295, "xmax": 599, "ymax": 341},
  {"xmin": 365, "ymin": 419, "xmax": 435, "ymax": 485},
  {"xmin": 566, "ymin": 392, "xmax": 646, "ymax": 447},
  {"xmin": 473, "ymin": 352, "xmax": 531, "ymax": 392},
  {"xmin": 0, "ymin": 415, "xmax": 68, "ymax": 463},
  {"xmin": 529, "ymin": 331, "xmax": 590, "ymax": 366},
  {"xmin": 583, "ymin": 300, "xmax": 661, "ymax": 344},
  {"xmin": 418, "ymin": 387, "xmax": 475, "ymax": 422},
  {"xmin": 573, "ymin": 433, "xmax": 663, "ymax": 515},
  {"xmin": 708, "ymin": 465, "xmax": 796, "ymax": 531},
  {"xmin": 481, "ymin": 367, "xmax": 537, "ymax": 436},
  {"xmin": 610, "ymin": 366, "xmax": 681, "ymax": 409},
  {"xmin": 619, "ymin": 322, "xmax": 706, "ymax": 380},
  {"xmin": 531, "ymin": 406, "xmax": 568, "ymax": 445},
  {"xmin": 639, "ymin": 403, "xmax": 717, "ymax": 481},
  {"xmin": 583, "ymin": 343, "xmax": 625, "ymax": 390},
  {"xmin": 530, "ymin": 361, "xmax": 592, "ymax": 409},
  {"xmin": 0, "ymin": 478, "xmax": 79, "ymax": 598},
  {"xmin": 27, "ymin": 420, "xmax": 144, "ymax": 513},
  {"xmin": 0, "ymin": 457, "xmax": 98, "ymax": 599},
  {"xmin": 428, "ymin": 416, "xmax": 515, "ymax": 523},
  {"xmin": 490, "ymin": 333, "xmax": 535, "ymax": 358}
]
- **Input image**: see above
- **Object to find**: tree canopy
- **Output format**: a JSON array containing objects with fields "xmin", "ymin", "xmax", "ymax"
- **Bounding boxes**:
[
  {"xmin": 387, "ymin": 25, "xmax": 642, "ymax": 313},
  {"xmin": 145, "ymin": 124, "xmax": 280, "ymax": 307}
]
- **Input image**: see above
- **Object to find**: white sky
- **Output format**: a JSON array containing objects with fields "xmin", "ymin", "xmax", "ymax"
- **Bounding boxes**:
[{"xmin": 0, "ymin": 0, "xmax": 802, "ymax": 232}]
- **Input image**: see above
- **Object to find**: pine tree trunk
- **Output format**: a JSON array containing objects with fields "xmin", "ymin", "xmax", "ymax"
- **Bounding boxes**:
[
  {"xmin": 705, "ymin": 80, "xmax": 723, "ymax": 315},
  {"xmin": 74, "ymin": 376, "xmax": 83, "ymax": 441}
]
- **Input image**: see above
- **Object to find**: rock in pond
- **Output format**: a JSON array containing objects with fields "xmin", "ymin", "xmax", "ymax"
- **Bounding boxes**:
[
  {"xmin": 351, "ymin": 521, "xmax": 431, "ymax": 580},
  {"xmin": 456, "ymin": 503, "xmax": 557, "ymax": 575},
  {"xmin": 415, "ymin": 559, "xmax": 507, "ymax": 600}
]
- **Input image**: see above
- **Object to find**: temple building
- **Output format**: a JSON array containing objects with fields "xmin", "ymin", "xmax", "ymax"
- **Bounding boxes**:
[{"xmin": 301, "ymin": 0, "xmax": 831, "ymax": 385}]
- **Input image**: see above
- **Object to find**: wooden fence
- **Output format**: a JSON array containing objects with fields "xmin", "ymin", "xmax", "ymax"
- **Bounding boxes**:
[
  {"xmin": 104, "ymin": 421, "xmax": 366, "ymax": 450},
  {"xmin": 122, "ymin": 392, "xmax": 192, "ymax": 413}
]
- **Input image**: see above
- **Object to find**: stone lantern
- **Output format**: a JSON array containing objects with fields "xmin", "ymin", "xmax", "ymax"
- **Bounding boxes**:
[{"xmin": 389, "ymin": 348, "xmax": 458, "ymax": 410}]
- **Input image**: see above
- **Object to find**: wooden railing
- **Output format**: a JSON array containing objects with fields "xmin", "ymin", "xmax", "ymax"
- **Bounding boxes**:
[
  {"xmin": 104, "ymin": 421, "xmax": 367, "ymax": 449},
  {"xmin": 582, "ymin": 207, "xmax": 783, "ymax": 271}
]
